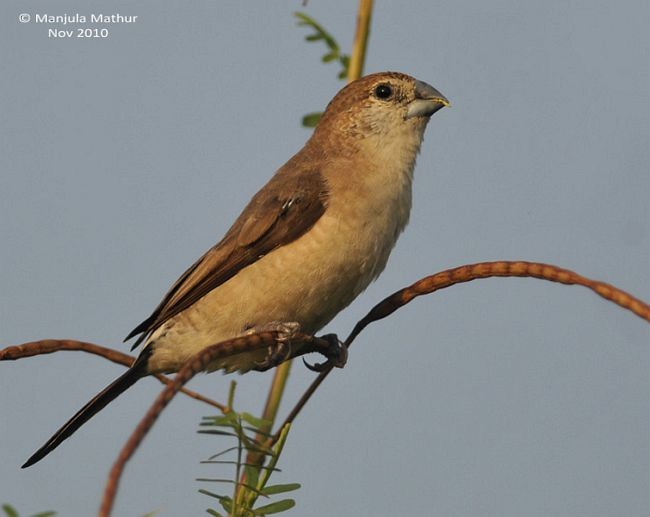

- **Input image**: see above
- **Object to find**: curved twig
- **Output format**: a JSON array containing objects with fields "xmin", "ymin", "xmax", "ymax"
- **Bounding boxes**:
[
  {"xmin": 0, "ymin": 340, "xmax": 226, "ymax": 411},
  {"xmin": 277, "ymin": 261, "xmax": 649, "ymax": 441},
  {"xmin": 0, "ymin": 339, "xmax": 134, "ymax": 365}
]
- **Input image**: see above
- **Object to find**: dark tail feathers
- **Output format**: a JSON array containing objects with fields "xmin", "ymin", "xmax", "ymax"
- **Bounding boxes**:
[{"xmin": 22, "ymin": 349, "xmax": 150, "ymax": 468}]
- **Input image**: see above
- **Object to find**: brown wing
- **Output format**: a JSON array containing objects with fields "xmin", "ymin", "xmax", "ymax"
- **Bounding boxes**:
[{"xmin": 125, "ymin": 165, "xmax": 329, "ymax": 347}]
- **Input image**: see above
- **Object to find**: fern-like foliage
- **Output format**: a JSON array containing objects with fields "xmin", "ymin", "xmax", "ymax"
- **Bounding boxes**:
[
  {"xmin": 1, "ymin": 505, "xmax": 56, "ymax": 517},
  {"xmin": 197, "ymin": 408, "xmax": 299, "ymax": 516},
  {"xmin": 294, "ymin": 11, "xmax": 350, "ymax": 127}
]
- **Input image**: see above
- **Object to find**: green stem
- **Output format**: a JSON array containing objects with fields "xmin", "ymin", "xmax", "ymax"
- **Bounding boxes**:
[
  {"xmin": 233, "ymin": 1, "xmax": 375, "ymax": 511},
  {"xmin": 348, "ymin": 0, "xmax": 374, "ymax": 81}
]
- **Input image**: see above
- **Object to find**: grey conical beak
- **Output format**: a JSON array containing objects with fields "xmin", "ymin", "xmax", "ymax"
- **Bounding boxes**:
[{"xmin": 405, "ymin": 80, "xmax": 450, "ymax": 119}]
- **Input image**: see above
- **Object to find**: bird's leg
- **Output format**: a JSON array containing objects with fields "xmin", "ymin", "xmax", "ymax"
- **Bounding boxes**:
[
  {"xmin": 303, "ymin": 333, "xmax": 348, "ymax": 372},
  {"xmin": 250, "ymin": 321, "xmax": 301, "ymax": 371},
  {"xmin": 249, "ymin": 323, "xmax": 347, "ymax": 372}
]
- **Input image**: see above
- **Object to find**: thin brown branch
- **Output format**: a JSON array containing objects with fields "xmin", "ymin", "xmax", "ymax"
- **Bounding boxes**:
[
  {"xmin": 154, "ymin": 373, "xmax": 227, "ymax": 412},
  {"xmin": 99, "ymin": 331, "xmax": 328, "ymax": 517},
  {"xmin": 346, "ymin": 261, "xmax": 649, "ymax": 344},
  {"xmin": 0, "ymin": 340, "xmax": 227, "ymax": 411},
  {"xmin": 277, "ymin": 260, "xmax": 650, "ymax": 441},
  {"xmin": 1, "ymin": 339, "xmax": 134, "ymax": 365}
]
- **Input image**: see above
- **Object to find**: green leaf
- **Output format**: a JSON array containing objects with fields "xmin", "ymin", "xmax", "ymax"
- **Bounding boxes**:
[
  {"xmin": 260, "ymin": 483, "xmax": 301, "ymax": 496},
  {"xmin": 253, "ymin": 499, "xmax": 296, "ymax": 515},
  {"xmin": 238, "ymin": 432, "xmax": 258, "ymax": 451},
  {"xmin": 2, "ymin": 505, "xmax": 19, "ymax": 517},
  {"xmin": 294, "ymin": 10, "xmax": 350, "ymax": 126},
  {"xmin": 293, "ymin": 11, "xmax": 311, "ymax": 23},
  {"xmin": 197, "ymin": 478, "xmax": 239, "ymax": 485},
  {"xmin": 32, "ymin": 513, "xmax": 57, "ymax": 517},
  {"xmin": 197, "ymin": 430, "xmax": 238, "ymax": 437},
  {"xmin": 322, "ymin": 38, "xmax": 339, "ymax": 53},
  {"xmin": 199, "ymin": 460, "xmax": 241, "ymax": 467},
  {"xmin": 201, "ymin": 413, "xmax": 239, "ymax": 426},
  {"xmin": 199, "ymin": 488, "xmax": 233, "ymax": 500},
  {"xmin": 294, "ymin": 12, "xmax": 341, "ymax": 61},
  {"xmin": 218, "ymin": 498, "xmax": 233, "ymax": 513},
  {"xmin": 239, "ymin": 434, "xmax": 274, "ymax": 456},
  {"xmin": 301, "ymin": 113, "xmax": 322, "ymax": 127},
  {"xmin": 242, "ymin": 425, "xmax": 273, "ymax": 437},
  {"xmin": 206, "ymin": 510, "xmax": 224, "ymax": 517},
  {"xmin": 322, "ymin": 52, "xmax": 338, "ymax": 63},
  {"xmin": 240, "ymin": 412, "xmax": 270, "ymax": 429},
  {"xmin": 206, "ymin": 446, "xmax": 239, "ymax": 460}
]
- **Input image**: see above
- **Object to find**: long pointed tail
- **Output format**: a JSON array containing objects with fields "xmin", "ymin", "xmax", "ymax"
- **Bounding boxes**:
[{"xmin": 22, "ymin": 349, "xmax": 150, "ymax": 468}]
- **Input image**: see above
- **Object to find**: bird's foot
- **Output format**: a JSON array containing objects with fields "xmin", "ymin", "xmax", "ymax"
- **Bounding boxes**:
[
  {"xmin": 251, "ymin": 321, "xmax": 301, "ymax": 371},
  {"xmin": 303, "ymin": 333, "xmax": 348, "ymax": 372}
]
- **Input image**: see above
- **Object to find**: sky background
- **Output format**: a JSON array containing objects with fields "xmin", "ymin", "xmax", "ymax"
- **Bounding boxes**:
[{"xmin": 1, "ymin": 1, "xmax": 649, "ymax": 516}]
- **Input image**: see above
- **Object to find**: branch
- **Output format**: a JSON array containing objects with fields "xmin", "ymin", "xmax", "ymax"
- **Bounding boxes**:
[
  {"xmin": 347, "ymin": 260, "xmax": 649, "ymax": 343},
  {"xmin": 0, "ymin": 339, "xmax": 227, "ymax": 412},
  {"xmin": 276, "ymin": 260, "xmax": 649, "ymax": 440},
  {"xmin": 347, "ymin": 0, "xmax": 373, "ymax": 81},
  {"xmin": 1, "ymin": 339, "xmax": 134, "ymax": 365}
]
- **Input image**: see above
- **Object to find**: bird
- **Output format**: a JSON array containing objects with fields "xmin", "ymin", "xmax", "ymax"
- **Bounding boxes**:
[{"xmin": 22, "ymin": 71, "xmax": 448, "ymax": 468}]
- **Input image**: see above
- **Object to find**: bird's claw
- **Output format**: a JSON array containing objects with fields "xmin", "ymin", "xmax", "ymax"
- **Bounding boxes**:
[
  {"xmin": 254, "ymin": 340, "xmax": 292, "ymax": 371},
  {"xmin": 251, "ymin": 321, "xmax": 301, "ymax": 371},
  {"xmin": 303, "ymin": 333, "xmax": 347, "ymax": 372}
]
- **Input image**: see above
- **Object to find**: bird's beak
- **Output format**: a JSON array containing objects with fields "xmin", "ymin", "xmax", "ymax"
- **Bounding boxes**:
[{"xmin": 405, "ymin": 80, "xmax": 450, "ymax": 119}]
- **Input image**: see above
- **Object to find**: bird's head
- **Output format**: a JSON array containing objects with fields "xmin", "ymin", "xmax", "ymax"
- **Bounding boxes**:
[{"xmin": 313, "ymin": 71, "xmax": 449, "ymax": 145}]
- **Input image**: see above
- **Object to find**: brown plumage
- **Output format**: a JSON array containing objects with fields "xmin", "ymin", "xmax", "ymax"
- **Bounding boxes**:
[
  {"xmin": 23, "ymin": 72, "xmax": 448, "ymax": 468},
  {"xmin": 125, "ymin": 164, "xmax": 329, "ymax": 349}
]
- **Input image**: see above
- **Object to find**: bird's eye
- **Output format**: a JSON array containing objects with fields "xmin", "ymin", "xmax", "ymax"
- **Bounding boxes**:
[{"xmin": 374, "ymin": 84, "xmax": 393, "ymax": 100}]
